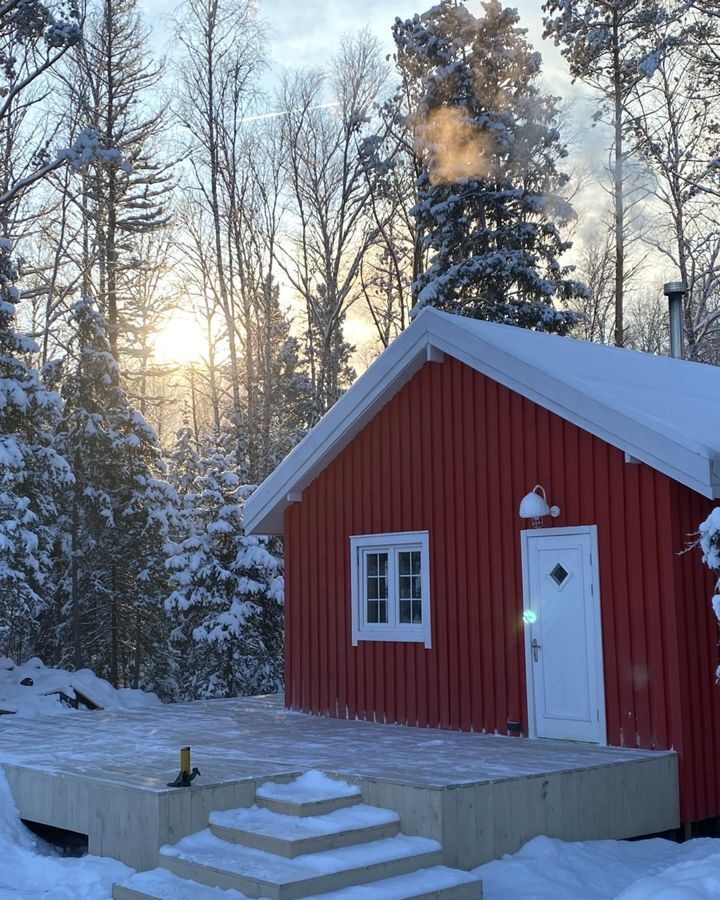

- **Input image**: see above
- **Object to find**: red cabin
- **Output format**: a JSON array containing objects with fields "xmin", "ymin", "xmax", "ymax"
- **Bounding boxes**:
[{"xmin": 245, "ymin": 307, "xmax": 720, "ymax": 828}]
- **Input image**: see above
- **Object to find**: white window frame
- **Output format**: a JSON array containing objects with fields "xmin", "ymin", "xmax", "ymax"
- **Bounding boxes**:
[{"xmin": 350, "ymin": 531, "xmax": 431, "ymax": 648}]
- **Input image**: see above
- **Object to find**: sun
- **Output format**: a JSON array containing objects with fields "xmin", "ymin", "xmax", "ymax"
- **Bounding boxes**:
[{"xmin": 152, "ymin": 315, "xmax": 207, "ymax": 366}]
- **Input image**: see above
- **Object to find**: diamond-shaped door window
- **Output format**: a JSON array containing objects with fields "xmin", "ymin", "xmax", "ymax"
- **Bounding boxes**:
[{"xmin": 550, "ymin": 563, "xmax": 569, "ymax": 586}]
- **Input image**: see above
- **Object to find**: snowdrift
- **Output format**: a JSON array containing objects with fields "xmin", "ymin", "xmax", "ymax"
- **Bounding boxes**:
[
  {"xmin": 474, "ymin": 834, "xmax": 720, "ymax": 900},
  {"xmin": 0, "ymin": 767, "xmax": 131, "ymax": 897},
  {"xmin": 0, "ymin": 657, "xmax": 161, "ymax": 718}
]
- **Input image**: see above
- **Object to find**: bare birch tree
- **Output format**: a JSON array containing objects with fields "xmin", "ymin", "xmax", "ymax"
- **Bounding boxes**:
[
  {"xmin": 276, "ymin": 31, "xmax": 387, "ymax": 418},
  {"xmin": 543, "ymin": 0, "xmax": 670, "ymax": 347},
  {"xmin": 629, "ymin": 10, "xmax": 720, "ymax": 360}
]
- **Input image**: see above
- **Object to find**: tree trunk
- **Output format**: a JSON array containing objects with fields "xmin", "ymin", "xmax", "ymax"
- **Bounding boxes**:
[
  {"xmin": 133, "ymin": 610, "xmax": 141, "ymax": 690},
  {"xmin": 105, "ymin": 0, "xmax": 119, "ymax": 361},
  {"xmin": 111, "ymin": 565, "xmax": 118, "ymax": 688},
  {"xmin": 613, "ymin": 12, "xmax": 625, "ymax": 348},
  {"xmin": 71, "ymin": 453, "xmax": 81, "ymax": 669}
]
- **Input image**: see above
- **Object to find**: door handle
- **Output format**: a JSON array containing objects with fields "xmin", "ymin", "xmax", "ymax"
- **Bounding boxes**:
[{"xmin": 531, "ymin": 638, "xmax": 541, "ymax": 662}]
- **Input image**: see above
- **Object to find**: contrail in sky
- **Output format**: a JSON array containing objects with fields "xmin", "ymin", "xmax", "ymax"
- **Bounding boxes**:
[{"xmin": 239, "ymin": 101, "xmax": 341, "ymax": 125}]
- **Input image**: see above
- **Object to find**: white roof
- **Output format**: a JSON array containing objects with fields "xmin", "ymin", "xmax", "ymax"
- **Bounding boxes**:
[{"xmin": 245, "ymin": 307, "xmax": 720, "ymax": 534}]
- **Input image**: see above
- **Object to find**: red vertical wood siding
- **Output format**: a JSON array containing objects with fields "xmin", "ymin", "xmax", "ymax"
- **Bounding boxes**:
[
  {"xmin": 669, "ymin": 482, "xmax": 720, "ymax": 822},
  {"xmin": 284, "ymin": 356, "xmax": 716, "ymax": 822}
]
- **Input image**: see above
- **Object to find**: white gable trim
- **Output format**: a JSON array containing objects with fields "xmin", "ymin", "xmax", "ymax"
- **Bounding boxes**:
[{"xmin": 245, "ymin": 309, "xmax": 719, "ymax": 535}]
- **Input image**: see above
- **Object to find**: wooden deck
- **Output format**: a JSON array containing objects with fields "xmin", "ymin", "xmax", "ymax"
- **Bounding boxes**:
[{"xmin": 0, "ymin": 695, "xmax": 679, "ymax": 871}]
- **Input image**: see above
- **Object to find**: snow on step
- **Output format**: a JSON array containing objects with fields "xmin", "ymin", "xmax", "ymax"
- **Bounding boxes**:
[
  {"xmin": 256, "ymin": 771, "xmax": 361, "ymax": 804},
  {"xmin": 159, "ymin": 828, "xmax": 442, "ymax": 899},
  {"xmin": 112, "ymin": 867, "xmax": 252, "ymax": 900},
  {"xmin": 210, "ymin": 803, "xmax": 400, "ymax": 857},
  {"xmin": 256, "ymin": 770, "xmax": 361, "ymax": 817},
  {"xmin": 303, "ymin": 865, "xmax": 483, "ymax": 899}
]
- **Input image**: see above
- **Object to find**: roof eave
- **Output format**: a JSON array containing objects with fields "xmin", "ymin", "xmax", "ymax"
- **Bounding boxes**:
[
  {"xmin": 245, "ymin": 308, "xmax": 720, "ymax": 534},
  {"xmin": 428, "ymin": 313, "xmax": 718, "ymax": 502}
]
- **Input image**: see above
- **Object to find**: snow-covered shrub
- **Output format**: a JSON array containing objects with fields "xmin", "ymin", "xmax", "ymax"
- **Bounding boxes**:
[{"xmin": 698, "ymin": 507, "xmax": 720, "ymax": 681}]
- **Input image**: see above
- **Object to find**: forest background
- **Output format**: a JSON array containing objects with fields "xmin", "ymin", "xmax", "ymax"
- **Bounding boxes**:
[{"xmin": 1, "ymin": 0, "xmax": 718, "ymax": 701}]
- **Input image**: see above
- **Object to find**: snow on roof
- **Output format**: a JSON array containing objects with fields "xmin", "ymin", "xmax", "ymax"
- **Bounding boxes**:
[{"xmin": 245, "ymin": 308, "xmax": 720, "ymax": 534}]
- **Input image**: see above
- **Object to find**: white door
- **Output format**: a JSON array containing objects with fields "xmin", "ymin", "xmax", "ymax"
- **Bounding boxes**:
[{"xmin": 521, "ymin": 526, "xmax": 605, "ymax": 744}]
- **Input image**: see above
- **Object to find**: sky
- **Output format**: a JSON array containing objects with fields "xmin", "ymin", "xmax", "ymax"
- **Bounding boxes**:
[{"xmin": 141, "ymin": 0, "xmax": 585, "ymax": 107}]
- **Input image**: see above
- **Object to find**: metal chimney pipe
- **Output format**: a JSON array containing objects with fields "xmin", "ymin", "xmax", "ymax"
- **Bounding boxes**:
[{"xmin": 663, "ymin": 281, "xmax": 687, "ymax": 359}]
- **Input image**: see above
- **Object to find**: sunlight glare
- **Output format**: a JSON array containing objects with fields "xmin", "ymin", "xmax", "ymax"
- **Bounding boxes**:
[{"xmin": 152, "ymin": 315, "xmax": 206, "ymax": 366}]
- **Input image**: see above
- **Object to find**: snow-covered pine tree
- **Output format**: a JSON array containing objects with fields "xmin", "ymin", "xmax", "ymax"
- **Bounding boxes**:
[
  {"xmin": 52, "ymin": 296, "xmax": 177, "ymax": 691},
  {"xmin": 167, "ymin": 414, "xmax": 202, "ymax": 503},
  {"xmin": 165, "ymin": 432, "xmax": 284, "ymax": 700},
  {"xmin": 393, "ymin": 0, "xmax": 586, "ymax": 329},
  {"xmin": 0, "ymin": 241, "xmax": 72, "ymax": 662}
]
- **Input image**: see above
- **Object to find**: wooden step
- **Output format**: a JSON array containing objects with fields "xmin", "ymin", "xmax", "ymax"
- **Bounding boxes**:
[
  {"xmin": 113, "ymin": 867, "xmax": 250, "ymax": 899},
  {"xmin": 303, "ymin": 865, "xmax": 483, "ymax": 899},
  {"xmin": 256, "ymin": 771, "xmax": 361, "ymax": 818},
  {"xmin": 115, "ymin": 863, "xmax": 483, "ymax": 900},
  {"xmin": 209, "ymin": 803, "xmax": 400, "ymax": 857},
  {"xmin": 158, "ymin": 830, "xmax": 443, "ymax": 900}
]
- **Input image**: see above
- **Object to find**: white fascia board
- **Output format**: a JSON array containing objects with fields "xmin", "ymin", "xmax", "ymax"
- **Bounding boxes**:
[
  {"xmin": 711, "ymin": 459, "xmax": 720, "ymax": 499},
  {"xmin": 244, "ymin": 320, "xmax": 434, "ymax": 535},
  {"xmin": 427, "ymin": 313, "xmax": 717, "ymax": 499}
]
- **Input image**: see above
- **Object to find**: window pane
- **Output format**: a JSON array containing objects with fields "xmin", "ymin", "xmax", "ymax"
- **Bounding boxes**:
[
  {"xmin": 354, "ymin": 538, "xmax": 426, "ymax": 638},
  {"xmin": 411, "ymin": 551, "xmax": 421, "ymax": 575}
]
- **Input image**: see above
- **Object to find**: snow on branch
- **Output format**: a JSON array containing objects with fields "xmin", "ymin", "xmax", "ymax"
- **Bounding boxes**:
[
  {"xmin": 0, "ymin": 128, "xmax": 130, "ymax": 211},
  {"xmin": 698, "ymin": 507, "xmax": 720, "ymax": 681}
]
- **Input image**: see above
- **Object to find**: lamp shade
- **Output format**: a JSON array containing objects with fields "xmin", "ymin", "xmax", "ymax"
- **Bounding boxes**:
[{"xmin": 519, "ymin": 485, "xmax": 551, "ymax": 519}]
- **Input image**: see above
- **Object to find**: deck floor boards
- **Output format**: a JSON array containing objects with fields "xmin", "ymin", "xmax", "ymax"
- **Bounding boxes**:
[
  {"xmin": 0, "ymin": 694, "xmax": 670, "ymax": 790},
  {"xmin": 0, "ymin": 695, "xmax": 679, "ymax": 871}
]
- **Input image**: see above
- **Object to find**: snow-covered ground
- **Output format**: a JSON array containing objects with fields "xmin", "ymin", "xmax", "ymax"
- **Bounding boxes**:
[
  {"xmin": 474, "ymin": 834, "xmax": 720, "ymax": 900},
  {"xmin": 0, "ymin": 657, "xmax": 160, "ymax": 718}
]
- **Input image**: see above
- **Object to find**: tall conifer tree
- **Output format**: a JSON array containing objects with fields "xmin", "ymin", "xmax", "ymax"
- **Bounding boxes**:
[
  {"xmin": 53, "ymin": 297, "xmax": 176, "ymax": 688},
  {"xmin": 393, "ymin": 0, "xmax": 585, "ymax": 329},
  {"xmin": 0, "ymin": 244, "xmax": 71, "ymax": 662}
]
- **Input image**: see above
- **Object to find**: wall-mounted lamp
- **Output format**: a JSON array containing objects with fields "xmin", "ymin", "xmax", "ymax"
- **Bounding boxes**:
[{"xmin": 518, "ymin": 484, "xmax": 560, "ymax": 529}]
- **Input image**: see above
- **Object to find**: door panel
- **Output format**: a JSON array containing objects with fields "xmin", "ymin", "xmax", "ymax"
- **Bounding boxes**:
[{"xmin": 523, "ymin": 529, "xmax": 604, "ymax": 743}]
